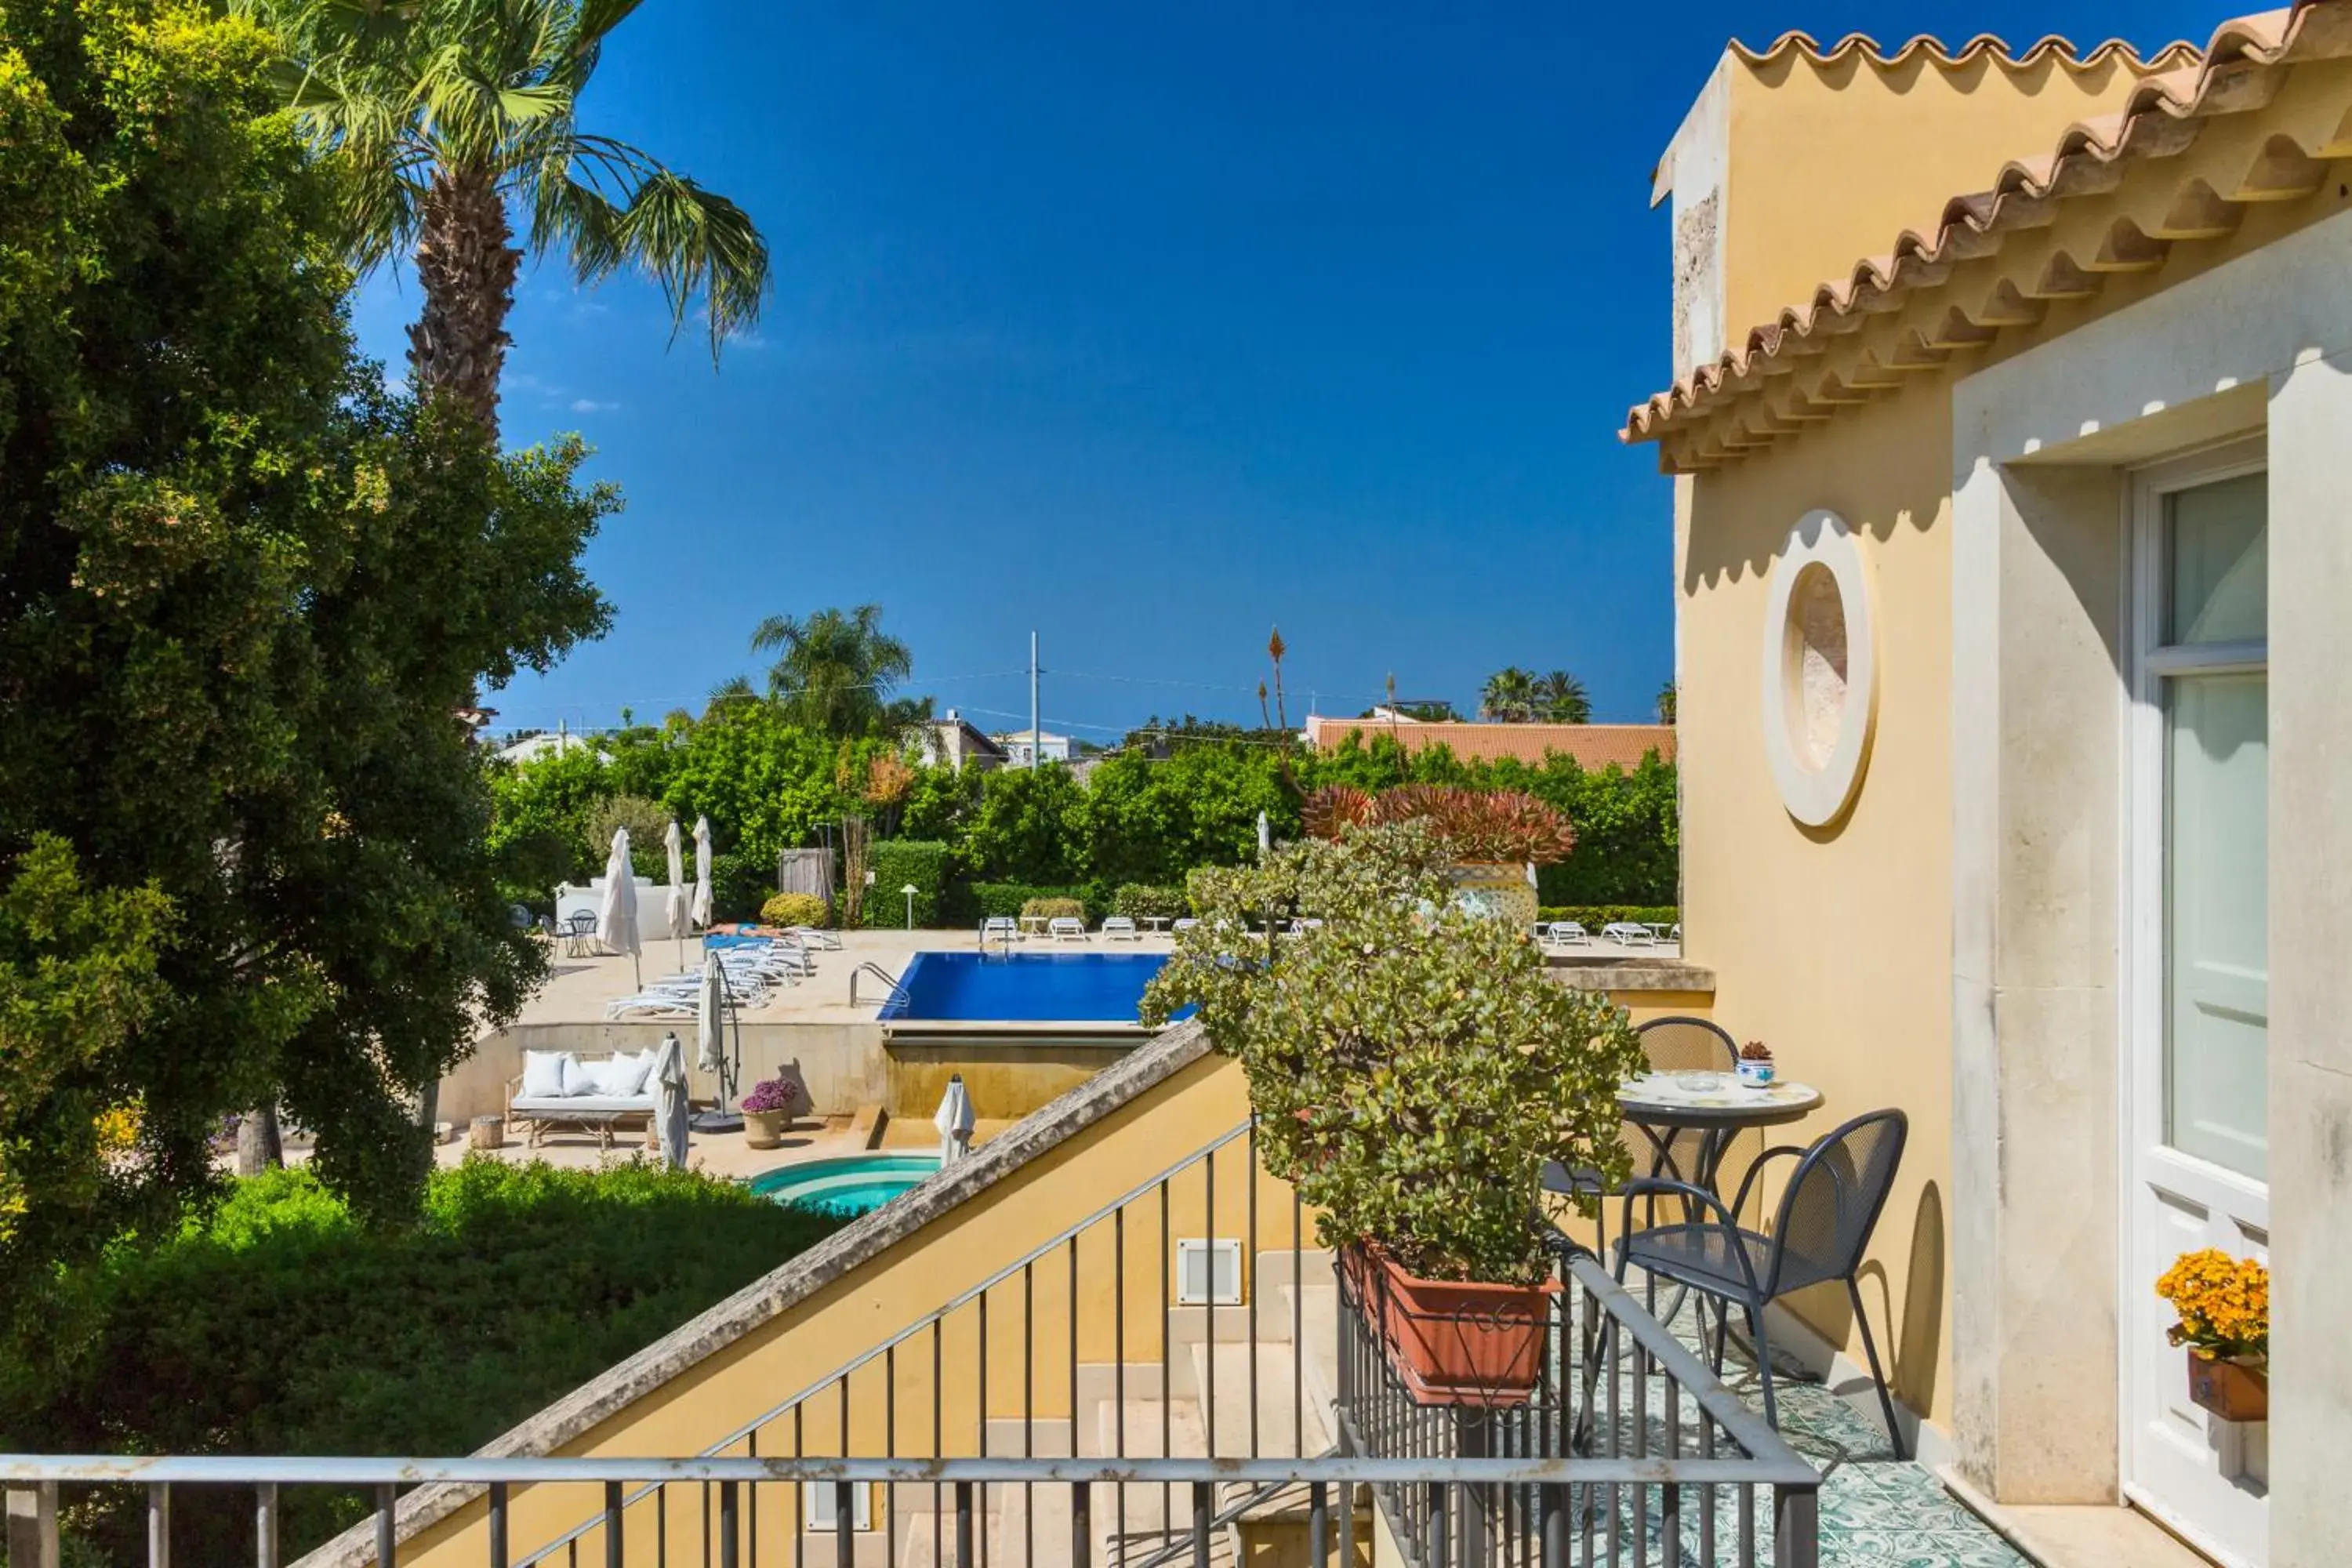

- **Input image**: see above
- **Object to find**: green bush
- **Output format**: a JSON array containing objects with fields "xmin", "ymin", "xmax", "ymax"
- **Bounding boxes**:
[
  {"xmin": 708, "ymin": 850, "xmax": 772, "ymax": 923},
  {"xmin": 1536, "ymin": 906, "xmax": 1679, "ymax": 929},
  {"xmin": 761, "ymin": 891, "xmax": 829, "ymax": 928},
  {"xmin": 962, "ymin": 882, "xmax": 1096, "ymax": 921},
  {"xmin": 1020, "ymin": 896, "xmax": 1087, "ymax": 923},
  {"xmin": 583, "ymin": 793, "xmax": 670, "ymax": 880},
  {"xmin": 1145, "ymin": 823, "xmax": 1645, "ymax": 1283},
  {"xmin": 1, "ymin": 1160, "xmax": 844, "ymax": 1563},
  {"xmin": 864, "ymin": 840, "xmax": 953, "ymax": 928},
  {"xmin": 1111, "ymin": 884, "xmax": 1189, "ymax": 920}
]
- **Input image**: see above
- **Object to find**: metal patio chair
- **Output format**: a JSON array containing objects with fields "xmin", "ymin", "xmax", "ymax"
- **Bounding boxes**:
[
  {"xmin": 1613, "ymin": 1107, "xmax": 1911, "ymax": 1458},
  {"xmin": 1544, "ymin": 1015, "xmax": 1738, "ymax": 1257}
]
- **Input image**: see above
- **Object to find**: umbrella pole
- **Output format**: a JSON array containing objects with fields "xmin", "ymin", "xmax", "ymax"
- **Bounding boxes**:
[{"xmin": 631, "ymin": 950, "xmax": 641, "ymax": 989}]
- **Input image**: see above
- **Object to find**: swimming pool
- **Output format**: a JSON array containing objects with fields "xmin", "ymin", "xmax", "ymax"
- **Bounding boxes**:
[
  {"xmin": 750, "ymin": 1154, "xmax": 941, "ymax": 1215},
  {"xmin": 877, "ymin": 951, "xmax": 1177, "ymax": 1023}
]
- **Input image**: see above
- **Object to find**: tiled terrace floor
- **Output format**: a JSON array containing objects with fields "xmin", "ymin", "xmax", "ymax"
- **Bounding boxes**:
[{"xmin": 1641, "ymin": 1296, "xmax": 2031, "ymax": 1568}]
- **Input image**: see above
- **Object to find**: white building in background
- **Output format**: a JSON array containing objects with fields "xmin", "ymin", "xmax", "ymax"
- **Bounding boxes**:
[
  {"xmin": 992, "ymin": 729, "xmax": 1073, "ymax": 767},
  {"xmin": 495, "ymin": 731, "xmax": 608, "ymax": 766}
]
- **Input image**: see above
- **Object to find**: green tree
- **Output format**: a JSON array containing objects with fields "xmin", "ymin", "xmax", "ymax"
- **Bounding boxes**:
[
  {"xmin": 1534, "ymin": 670, "xmax": 1592, "ymax": 724},
  {"xmin": 0, "ymin": 0, "xmax": 611, "ymax": 1289},
  {"xmin": 254, "ymin": 0, "xmax": 770, "ymax": 436},
  {"xmin": 1656, "ymin": 681, "xmax": 1678, "ymax": 724},
  {"xmin": 750, "ymin": 604, "xmax": 916, "ymax": 739},
  {"xmin": 1479, "ymin": 666, "xmax": 1538, "ymax": 722}
]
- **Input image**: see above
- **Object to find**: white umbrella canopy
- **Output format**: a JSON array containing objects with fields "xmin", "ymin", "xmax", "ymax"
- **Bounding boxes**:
[
  {"xmin": 651, "ymin": 1031, "xmax": 691, "ymax": 1170},
  {"xmin": 664, "ymin": 818, "xmax": 690, "ymax": 960},
  {"xmin": 933, "ymin": 1073, "xmax": 975, "ymax": 1164},
  {"xmin": 597, "ymin": 827, "xmax": 641, "ymax": 988},
  {"xmin": 691, "ymin": 815, "xmax": 714, "ymax": 928}
]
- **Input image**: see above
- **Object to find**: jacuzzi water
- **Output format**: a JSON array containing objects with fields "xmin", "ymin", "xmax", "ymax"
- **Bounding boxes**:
[
  {"xmin": 749, "ymin": 1154, "xmax": 942, "ymax": 1215},
  {"xmin": 877, "ymin": 951, "xmax": 1177, "ymax": 1023}
]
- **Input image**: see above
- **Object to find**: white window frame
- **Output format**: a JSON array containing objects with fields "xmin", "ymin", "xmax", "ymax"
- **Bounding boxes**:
[{"xmin": 1174, "ymin": 1238, "xmax": 1243, "ymax": 1306}]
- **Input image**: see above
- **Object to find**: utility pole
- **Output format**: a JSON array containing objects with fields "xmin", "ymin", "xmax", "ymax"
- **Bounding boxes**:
[{"xmin": 1029, "ymin": 630, "xmax": 1041, "ymax": 771}]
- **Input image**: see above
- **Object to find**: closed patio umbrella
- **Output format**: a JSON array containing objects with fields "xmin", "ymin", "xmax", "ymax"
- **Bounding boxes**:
[
  {"xmin": 691, "ymin": 815, "xmax": 714, "ymax": 929},
  {"xmin": 597, "ymin": 827, "xmax": 641, "ymax": 989},
  {"xmin": 690, "ymin": 950, "xmax": 744, "ymax": 1135},
  {"xmin": 664, "ymin": 818, "xmax": 690, "ymax": 966},
  {"xmin": 933, "ymin": 1073, "xmax": 975, "ymax": 1164},
  {"xmin": 651, "ymin": 1030, "xmax": 691, "ymax": 1170}
]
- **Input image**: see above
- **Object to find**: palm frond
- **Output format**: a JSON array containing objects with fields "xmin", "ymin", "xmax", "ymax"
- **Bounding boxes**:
[{"xmin": 605, "ymin": 166, "xmax": 771, "ymax": 358}]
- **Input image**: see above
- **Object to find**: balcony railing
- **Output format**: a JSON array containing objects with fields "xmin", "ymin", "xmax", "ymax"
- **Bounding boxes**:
[{"xmin": 0, "ymin": 1118, "xmax": 1820, "ymax": 1568}]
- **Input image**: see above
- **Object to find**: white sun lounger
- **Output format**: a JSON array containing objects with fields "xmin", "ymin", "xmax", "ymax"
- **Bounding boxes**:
[
  {"xmin": 605, "ymin": 992, "xmax": 698, "ymax": 1020},
  {"xmin": 1047, "ymin": 916, "xmax": 1088, "ymax": 943},
  {"xmin": 1099, "ymin": 916, "xmax": 1141, "ymax": 942},
  {"xmin": 1601, "ymin": 922, "xmax": 1655, "ymax": 946},
  {"xmin": 1541, "ymin": 921, "xmax": 1592, "ymax": 949},
  {"xmin": 981, "ymin": 916, "xmax": 1020, "ymax": 946}
]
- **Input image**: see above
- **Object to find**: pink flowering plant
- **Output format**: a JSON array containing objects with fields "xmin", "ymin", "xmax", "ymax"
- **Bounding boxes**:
[{"xmin": 740, "ymin": 1077, "xmax": 805, "ymax": 1116}]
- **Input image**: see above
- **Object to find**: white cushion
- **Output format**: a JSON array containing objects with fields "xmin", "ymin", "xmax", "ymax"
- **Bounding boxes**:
[
  {"xmin": 600, "ymin": 1051, "xmax": 655, "ymax": 1098},
  {"xmin": 560, "ymin": 1054, "xmax": 604, "ymax": 1098},
  {"xmin": 521, "ymin": 1051, "xmax": 571, "ymax": 1099}
]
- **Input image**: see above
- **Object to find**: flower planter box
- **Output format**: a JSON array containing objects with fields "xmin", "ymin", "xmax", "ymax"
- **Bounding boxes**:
[
  {"xmin": 2186, "ymin": 1352, "xmax": 2267, "ymax": 1422},
  {"xmin": 1351, "ymin": 1244, "xmax": 1558, "ymax": 1409},
  {"xmin": 742, "ymin": 1109, "xmax": 789, "ymax": 1150}
]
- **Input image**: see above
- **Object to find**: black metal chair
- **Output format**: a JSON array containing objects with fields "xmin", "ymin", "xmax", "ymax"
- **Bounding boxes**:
[
  {"xmin": 1543, "ymin": 1015, "xmax": 1738, "ymax": 1256},
  {"xmin": 1612, "ymin": 1107, "xmax": 1911, "ymax": 1459}
]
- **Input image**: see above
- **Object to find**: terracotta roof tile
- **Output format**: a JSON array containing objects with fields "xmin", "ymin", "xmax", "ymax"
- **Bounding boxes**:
[
  {"xmin": 1305, "ymin": 717, "xmax": 1675, "ymax": 771},
  {"xmin": 1624, "ymin": 3, "xmax": 2352, "ymax": 462},
  {"xmin": 1727, "ymin": 30, "xmax": 2200, "ymax": 70}
]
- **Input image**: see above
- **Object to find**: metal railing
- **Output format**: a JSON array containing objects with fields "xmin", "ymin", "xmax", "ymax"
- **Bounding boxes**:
[
  {"xmin": 0, "ymin": 1121, "xmax": 1820, "ymax": 1568},
  {"xmin": 846, "ymin": 962, "xmax": 904, "ymax": 1007},
  {"xmin": 1339, "ymin": 1238, "xmax": 1819, "ymax": 1568}
]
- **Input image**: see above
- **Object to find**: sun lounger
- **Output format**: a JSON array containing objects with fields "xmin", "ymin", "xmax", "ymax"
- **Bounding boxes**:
[
  {"xmin": 1171, "ymin": 917, "xmax": 1200, "ymax": 932},
  {"xmin": 506, "ymin": 1050, "xmax": 659, "ymax": 1148},
  {"xmin": 1100, "ymin": 916, "xmax": 1141, "ymax": 942},
  {"xmin": 605, "ymin": 991, "xmax": 699, "ymax": 1020},
  {"xmin": 1601, "ymin": 922, "xmax": 1655, "ymax": 946},
  {"xmin": 1047, "ymin": 916, "xmax": 1088, "ymax": 943},
  {"xmin": 1541, "ymin": 921, "xmax": 1592, "ymax": 949},
  {"xmin": 981, "ymin": 916, "xmax": 1020, "ymax": 945}
]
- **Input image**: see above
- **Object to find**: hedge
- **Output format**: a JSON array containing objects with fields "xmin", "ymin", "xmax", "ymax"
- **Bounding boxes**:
[
  {"xmin": 864, "ymin": 840, "xmax": 953, "ymax": 928},
  {"xmin": 1111, "ymin": 883, "xmax": 1189, "ymax": 920},
  {"xmin": 956, "ymin": 881, "xmax": 1100, "ymax": 923},
  {"xmin": 1537, "ymin": 906, "xmax": 1679, "ymax": 929},
  {"xmin": 709, "ymin": 849, "xmax": 775, "ymax": 924}
]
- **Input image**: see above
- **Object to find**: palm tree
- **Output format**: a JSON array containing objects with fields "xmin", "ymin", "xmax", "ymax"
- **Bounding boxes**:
[
  {"xmin": 1479, "ymin": 666, "xmax": 1538, "ymax": 723},
  {"xmin": 1534, "ymin": 670, "xmax": 1592, "ymax": 724},
  {"xmin": 751, "ymin": 605, "xmax": 914, "ymax": 739},
  {"xmin": 256, "ymin": 0, "xmax": 770, "ymax": 437}
]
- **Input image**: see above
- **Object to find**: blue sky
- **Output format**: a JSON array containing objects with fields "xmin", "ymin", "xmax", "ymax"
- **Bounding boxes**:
[{"xmin": 350, "ymin": 2, "xmax": 2223, "ymax": 739}]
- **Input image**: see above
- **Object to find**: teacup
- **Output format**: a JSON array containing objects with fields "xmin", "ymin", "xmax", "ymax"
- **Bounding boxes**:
[{"xmin": 1737, "ymin": 1058, "xmax": 1777, "ymax": 1089}]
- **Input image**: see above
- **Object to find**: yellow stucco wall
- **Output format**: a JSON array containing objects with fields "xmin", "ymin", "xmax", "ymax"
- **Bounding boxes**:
[
  {"xmin": 1719, "ymin": 47, "xmax": 2165, "ymax": 335},
  {"xmin": 1675, "ymin": 383, "xmax": 1958, "ymax": 1424}
]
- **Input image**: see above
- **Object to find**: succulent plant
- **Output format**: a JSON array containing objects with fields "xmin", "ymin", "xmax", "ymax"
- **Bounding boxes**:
[{"xmin": 1740, "ymin": 1040, "xmax": 1773, "ymax": 1062}]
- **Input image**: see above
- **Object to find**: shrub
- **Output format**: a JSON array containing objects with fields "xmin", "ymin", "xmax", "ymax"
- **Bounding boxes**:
[
  {"xmin": 2, "ymin": 1160, "xmax": 844, "ymax": 1562},
  {"xmin": 1536, "ymin": 906, "xmax": 1679, "ymax": 929},
  {"xmin": 709, "ymin": 850, "xmax": 773, "ymax": 923},
  {"xmin": 865, "ymin": 840, "xmax": 953, "ymax": 928},
  {"xmin": 1144, "ymin": 822, "xmax": 1646, "ymax": 1284},
  {"xmin": 963, "ymin": 882, "xmax": 1096, "ymax": 921},
  {"xmin": 1021, "ymin": 896, "xmax": 1087, "ymax": 923},
  {"xmin": 761, "ymin": 891, "xmax": 829, "ymax": 928},
  {"xmin": 583, "ymin": 793, "xmax": 670, "ymax": 880},
  {"xmin": 1112, "ymin": 884, "xmax": 1190, "ymax": 920}
]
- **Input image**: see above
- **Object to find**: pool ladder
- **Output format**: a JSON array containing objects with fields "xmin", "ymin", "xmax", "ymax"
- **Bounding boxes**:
[{"xmin": 848, "ymin": 962, "xmax": 905, "ymax": 1008}]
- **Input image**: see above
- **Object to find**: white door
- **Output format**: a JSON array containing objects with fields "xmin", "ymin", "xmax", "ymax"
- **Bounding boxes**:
[{"xmin": 2125, "ymin": 451, "xmax": 2269, "ymax": 1566}]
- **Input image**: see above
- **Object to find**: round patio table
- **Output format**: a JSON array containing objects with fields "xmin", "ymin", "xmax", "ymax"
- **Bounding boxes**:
[
  {"xmin": 1142, "ymin": 916, "xmax": 1171, "ymax": 934},
  {"xmin": 1613, "ymin": 1072, "xmax": 1823, "ymax": 1197}
]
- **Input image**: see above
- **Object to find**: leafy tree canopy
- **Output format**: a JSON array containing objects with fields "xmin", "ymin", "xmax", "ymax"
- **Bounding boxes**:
[{"xmin": 0, "ymin": 0, "xmax": 612, "ymax": 1310}]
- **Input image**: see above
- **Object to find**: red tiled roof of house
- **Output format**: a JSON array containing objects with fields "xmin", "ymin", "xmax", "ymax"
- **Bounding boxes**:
[
  {"xmin": 1624, "ymin": 3, "xmax": 2352, "ymax": 462},
  {"xmin": 1305, "ymin": 717, "xmax": 1675, "ymax": 771}
]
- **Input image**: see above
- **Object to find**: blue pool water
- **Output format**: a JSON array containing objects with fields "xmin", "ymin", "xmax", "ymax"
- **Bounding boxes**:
[
  {"xmin": 877, "ymin": 951, "xmax": 1176, "ymax": 1022},
  {"xmin": 750, "ymin": 1154, "xmax": 941, "ymax": 1215}
]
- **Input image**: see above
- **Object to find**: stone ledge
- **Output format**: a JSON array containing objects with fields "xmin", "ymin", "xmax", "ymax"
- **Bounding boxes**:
[
  {"xmin": 298, "ymin": 1021, "xmax": 1215, "ymax": 1568},
  {"xmin": 1936, "ymin": 1466, "xmax": 2215, "ymax": 1568},
  {"xmin": 1544, "ymin": 958, "xmax": 1715, "ymax": 994}
]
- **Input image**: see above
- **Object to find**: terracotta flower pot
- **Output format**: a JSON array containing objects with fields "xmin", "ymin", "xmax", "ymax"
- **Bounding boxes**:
[
  {"xmin": 742, "ymin": 1109, "xmax": 789, "ymax": 1150},
  {"xmin": 1353, "ymin": 1243, "xmax": 1559, "ymax": 1408},
  {"xmin": 2185, "ymin": 1352, "xmax": 2267, "ymax": 1421}
]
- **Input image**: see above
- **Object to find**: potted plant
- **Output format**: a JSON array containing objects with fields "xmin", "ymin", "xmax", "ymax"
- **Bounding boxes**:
[
  {"xmin": 741, "ymin": 1076, "xmax": 807, "ymax": 1150},
  {"xmin": 1737, "ymin": 1040, "xmax": 1776, "ymax": 1088},
  {"xmin": 2157, "ymin": 1248, "xmax": 2268, "ymax": 1421},
  {"xmin": 1143, "ymin": 820, "xmax": 1646, "ymax": 1406},
  {"xmin": 1302, "ymin": 786, "xmax": 1577, "ymax": 929}
]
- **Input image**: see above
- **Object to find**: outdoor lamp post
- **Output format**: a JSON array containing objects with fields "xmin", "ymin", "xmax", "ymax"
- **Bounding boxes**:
[{"xmin": 902, "ymin": 884, "xmax": 918, "ymax": 930}]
